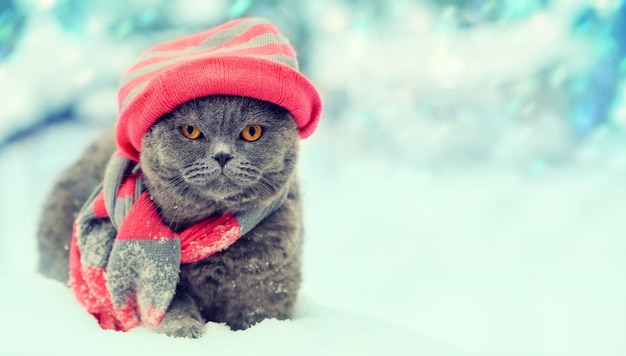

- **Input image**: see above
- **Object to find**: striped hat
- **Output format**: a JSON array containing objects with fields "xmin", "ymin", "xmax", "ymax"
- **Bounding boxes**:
[{"xmin": 116, "ymin": 17, "xmax": 323, "ymax": 161}]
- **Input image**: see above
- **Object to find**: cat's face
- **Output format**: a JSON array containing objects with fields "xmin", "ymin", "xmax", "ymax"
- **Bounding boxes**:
[{"xmin": 140, "ymin": 95, "xmax": 299, "ymax": 217}]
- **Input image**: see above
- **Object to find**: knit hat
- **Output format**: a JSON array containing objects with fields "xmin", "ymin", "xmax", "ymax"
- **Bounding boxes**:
[{"xmin": 116, "ymin": 17, "xmax": 323, "ymax": 162}]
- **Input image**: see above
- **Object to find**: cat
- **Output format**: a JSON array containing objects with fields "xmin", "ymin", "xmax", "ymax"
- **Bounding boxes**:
[{"xmin": 36, "ymin": 95, "xmax": 303, "ymax": 338}]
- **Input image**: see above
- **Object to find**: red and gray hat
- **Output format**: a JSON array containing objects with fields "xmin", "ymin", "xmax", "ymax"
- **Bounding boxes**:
[{"xmin": 115, "ymin": 17, "xmax": 323, "ymax": 162}]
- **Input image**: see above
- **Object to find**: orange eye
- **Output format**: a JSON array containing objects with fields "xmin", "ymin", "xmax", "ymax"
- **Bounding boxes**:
[
  {"xmin": 180, "ymin": 125, "xmax": 202, "ymax": 139},
  {"xmin": 241, "ymin": 125, "xmax": 263, "ymax": 142}
]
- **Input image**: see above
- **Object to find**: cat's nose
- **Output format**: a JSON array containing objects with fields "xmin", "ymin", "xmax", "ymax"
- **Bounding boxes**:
[{"xmin": 213, "ymin": 153, "xmax": 232, "ymax": 167}]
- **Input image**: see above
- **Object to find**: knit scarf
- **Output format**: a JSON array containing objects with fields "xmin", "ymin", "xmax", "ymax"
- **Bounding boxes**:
[{"xmin": 68, "ymin": 151, "xmax": 287, "ymax": 331}]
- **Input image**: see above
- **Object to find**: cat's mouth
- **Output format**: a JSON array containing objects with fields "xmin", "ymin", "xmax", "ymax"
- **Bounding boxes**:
[
  {"xmin": 184, "ymin": 170, "xmax": 234, "ymax": 187},
  {"xmin": 183, "ymin": 159, "xmax": 259, "ymax": 182},
  {"xmin": 180, "ymin": 170, "xmax": 243, "ymax": 199},
  {"xmin": 178, "ymin": 159, "xmax": 262, "ymax": 200}
]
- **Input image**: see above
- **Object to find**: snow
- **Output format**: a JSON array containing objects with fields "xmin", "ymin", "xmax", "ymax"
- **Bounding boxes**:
[
  {"xmin": 0, "ymin": 277, "xmax": 456, "ymax": 356},
  {"xmin": 0, "ymin": 125, "xmax": 466, "ymax": 356},
  {"xmin": 2, "ymin": 1, "xmax": 626, "ymax": 355},
  {"xmin": 2, "ymin": 121, "xmax": 626, "ymax": 355}
]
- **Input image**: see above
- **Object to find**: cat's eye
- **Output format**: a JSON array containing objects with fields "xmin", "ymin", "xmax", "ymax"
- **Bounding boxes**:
[
  {"xmin": 180, "ymin": 125, "xmax": 203, "ymax": 140},
  {"xmin": 241, "ymin": 125, "xmax": 263, "ymax": 142}
]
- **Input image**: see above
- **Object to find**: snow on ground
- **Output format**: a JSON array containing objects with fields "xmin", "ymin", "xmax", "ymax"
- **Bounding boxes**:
[
  {"xmin": 0, "ymin": 124, "xmax": 464, "ymax": 356},
  {"xmin": 2, "ymin": 2, "xmax": 626, "ymax": 355},
  {"xmin": 1, "ymin": 122, "xmax": 626, "ymax": 356}
]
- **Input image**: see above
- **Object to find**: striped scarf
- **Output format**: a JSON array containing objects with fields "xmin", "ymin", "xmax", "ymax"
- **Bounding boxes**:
[{"xmin": 68, "ymin": 152, "xmax": 287, "ymax": 331}]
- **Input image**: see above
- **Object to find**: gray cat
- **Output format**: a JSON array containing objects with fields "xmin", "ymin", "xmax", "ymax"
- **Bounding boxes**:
[{"xmin": 36, "ymin": 95, "xmax": 303, "ymax": 338}]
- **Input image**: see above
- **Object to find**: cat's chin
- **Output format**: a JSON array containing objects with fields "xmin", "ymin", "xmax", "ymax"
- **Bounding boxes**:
[
  {"xmin": 187, "ymin": 175, "xmax": 243, "ymax": 201},
  {"xmin": 201, "ymin": 187, "xmax": 238, "ymax": 201}
]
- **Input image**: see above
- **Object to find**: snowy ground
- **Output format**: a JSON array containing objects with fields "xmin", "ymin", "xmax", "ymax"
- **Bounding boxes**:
[
  {"xmin": 1, "ymin": 122, "xmax": 626, "ymax": 356},
  {"xmin": 2, "ymin": 2, "xmax": 626, "ymax": 355}
]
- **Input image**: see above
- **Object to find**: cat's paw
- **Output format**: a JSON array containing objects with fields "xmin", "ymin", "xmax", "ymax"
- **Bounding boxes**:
[{"xmin": 155, "ymin": 315, "xmax": 205, "ymax": 339}]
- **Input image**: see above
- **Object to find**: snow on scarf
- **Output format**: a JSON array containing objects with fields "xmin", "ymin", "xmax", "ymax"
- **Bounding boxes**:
[{"xmin": 68, "ymin": 151, "xmax": 287, "ymax": 331}]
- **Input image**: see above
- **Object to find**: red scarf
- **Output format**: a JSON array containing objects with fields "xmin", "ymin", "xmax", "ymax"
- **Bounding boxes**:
[{"xmin": 69, "ymin": 152, "xmax": 287, "ymax": 331}]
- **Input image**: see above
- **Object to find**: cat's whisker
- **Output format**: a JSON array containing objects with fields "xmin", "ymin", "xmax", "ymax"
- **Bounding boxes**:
[{"xmin": 166, "ymin": 179, "xmax": 195, "ymax": 232}]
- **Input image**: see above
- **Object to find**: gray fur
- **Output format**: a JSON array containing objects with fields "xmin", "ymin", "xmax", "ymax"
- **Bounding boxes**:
[{"xmin": 36, "ymin": 95, "xmax": 303, "ymax": 337}]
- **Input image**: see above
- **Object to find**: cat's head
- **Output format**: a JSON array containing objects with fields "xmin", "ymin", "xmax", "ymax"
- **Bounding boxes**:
[{"xmin": 139, "ymin": 95, "xmax": 298, "ymax": 226}]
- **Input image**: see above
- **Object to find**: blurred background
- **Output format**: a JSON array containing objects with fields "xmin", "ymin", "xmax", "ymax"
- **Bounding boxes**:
[
  {"xmin": 1, "ymin": 1, "xmax": 626, "ymax": 355},
  {"xmin": 2, "ymin": 0, "xmax": 626, "ymax": 169}
]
